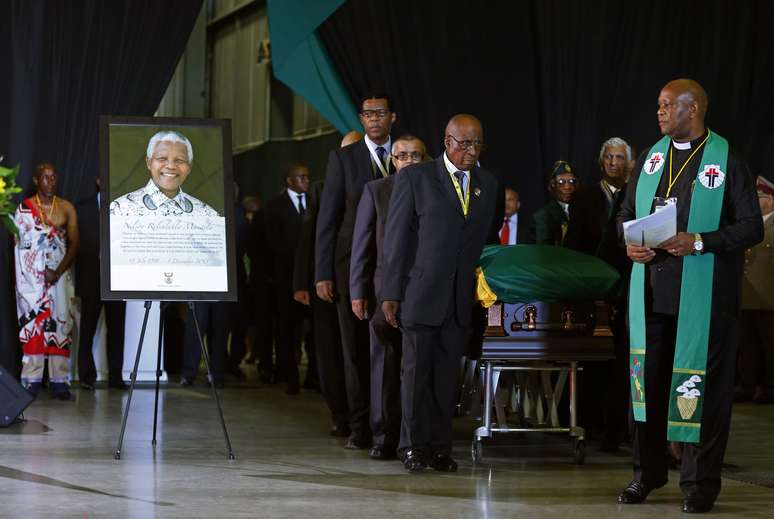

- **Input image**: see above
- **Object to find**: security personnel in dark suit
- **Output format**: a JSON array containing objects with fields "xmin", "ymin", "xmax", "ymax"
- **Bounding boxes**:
[
  {"xmin": 265, "ymin": 165, "xmax": 312, "ymax": 394},
  {"xmin": 350, "ymin": 134, "xmax": 427, "ymax": 460},
  {"xmin": 530, "ymin": 161, "xmax": 577, "ymax": 245},
  {"xmin": 565, "ymin": 137, "xmax": 633, "ymax": 452},
  {"xmin": 382, "ymin": 115, "xmax": 498, "ymax": 473},
  {"xmin": 616, "ymin": 79, "xmax": 763, "ymax": 513},
  {"xmin": 315, "ymin": 94, "xmax": 396, "ymax": 449},
  {"xmin": 294, "ymin": 180, "xmax": 348, "ymax": 436},
  {"xmin": 75, "ymin": 178, "xmax": 126, "ymax": 390}
]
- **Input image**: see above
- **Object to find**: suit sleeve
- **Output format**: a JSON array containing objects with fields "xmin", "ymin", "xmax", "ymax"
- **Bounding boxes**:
[
  {"xmin": 532, "ymin": 210, "xmax": 550, "ymax": 245},
  {"xmin": 485, "ymin": 174, "xmax": 505, "ymax": 245},
  {"xmin": 381, "ymin": 170, "xmax": 415, "ymax": 302},
  {"xmin": 349, "ymin": 184, "xmax": 377, "ymax": 300},
  {"xmin": 616, "ymin": 152, "xmax": 647, "ymax": 245},
  {"xmin": 315, "ymin": 149, "xmax": 345, "ymax": 283},
  {"xmin": 293, "ymin": 183, "xmax": 321, "ymax": 292},
  {"xmin": 701, "ymin": 156, "xmax": 764, "ymax": 253}
]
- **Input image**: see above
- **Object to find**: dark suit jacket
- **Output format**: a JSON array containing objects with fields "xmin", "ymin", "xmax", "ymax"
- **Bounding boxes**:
[
  {"xmin": 566, "ymin": 182, "xmax": 630, "ymax": 277},
  {"xmin": 75, "ymin": 192, "xmax": 100, "ymax": 299},
  {"xmin": 531, "ymin": 199, "xmax": 568, "ymax": 245},
  {"xmin": 381, "ymin": 156, "xmax": 498, "ymax": 327},
  {"xmin": 293, "ymin": 182, "xmax": 323, "ymax": 293},
  {"xmin": 264, "ymin": 190, "xmax": 305, "ymax": 291},
  {"xmin": 349, "ymin": 175, "xmax": 395, "ymax": 305},
  {"xmin": 315, "ymin": 139, "xmax": 393, "ymax": 297}
]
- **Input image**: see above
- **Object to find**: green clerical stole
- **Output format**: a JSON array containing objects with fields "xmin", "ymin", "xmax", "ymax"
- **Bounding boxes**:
[{"xmin": 628, "ymin": 130, "xmax": 728, "ymax": 443}]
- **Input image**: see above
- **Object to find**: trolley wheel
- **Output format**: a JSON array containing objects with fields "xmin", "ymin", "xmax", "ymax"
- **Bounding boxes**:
[
  {"xmin": 471, "ymin": 439, "xmax": 483, "ymax": 464},
  {"xmin": 573, "ymin": 439, "xmax": 586, "ymax": 465}
]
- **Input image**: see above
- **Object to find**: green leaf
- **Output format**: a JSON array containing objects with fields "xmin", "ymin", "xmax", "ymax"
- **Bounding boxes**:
[{"xmin": 1, "ymin": 214, "xmax": 18, "ymax": 236}]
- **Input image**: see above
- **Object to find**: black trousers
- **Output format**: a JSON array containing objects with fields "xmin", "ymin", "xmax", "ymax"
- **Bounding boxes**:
[
  {"xmin": 633, "ymin": 311, "xmax": 738, "ymax": 501},
  {"xmin": 737, "ymin": 309, "xmax": 774, "ymax": 391},
  {"xmin": 182, "ymin": 302, "xmax": 227, "ymax": 383},
  {"xmin": 275, "ymin": 282, "xmax": 303, "ymax": 388},
  {"xmin": 78, "ymin": 298, "xmax": 125, "ymax": 385},
  {"xmin": 336, "ymin": 295, "xmax": 371, "ymax": 438},
  {"xmin": 399, "ymin": 304, "xmax": 466, "ymax": 455},
  {"xmin": 254, "ymin": 281, "xmax": 278, "ymax": 374},
  {"xmin": 313, "ymin": 295, "xmax": 348, "ymax": 428},
  {"xmin": 369, "ymin": 306, "xmax": 402, "ymax": 447}
]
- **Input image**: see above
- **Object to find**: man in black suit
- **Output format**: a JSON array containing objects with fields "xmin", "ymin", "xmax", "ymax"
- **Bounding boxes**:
[
  {"xmin": 497, "ymin": 187, "xmax": 529, "ymax": 245},
  {"xmin": 315, "ymin": 94, "xmax": 396, "ymax": 449},
  {"xmin": 530, "ymin": 161, "xmax": 577, "ymax": 245},
  {"xmin": 294, "ymin": 179, "xmax": 348, "ymax": 436},
  {"xmin": 565, "ymin": 137, "xmax": 633, "ymax": 452},
  {"xmin": 75, "ymin": 177, "xmax": 126, "ymax": 390},
  {"xmin": 350, "ymin": 134, "xmax": 427, "ymax": 460},
  {"xmin": 616, "ymin": 79, "xmax": 763, "ymax": 513},
  {"xmin": 382, "ymin": 114, "xmax": 498, "ymax": 473},
  {"xmin": 265, "ymin": 164, "xmax": 312, "ymax": 394}
]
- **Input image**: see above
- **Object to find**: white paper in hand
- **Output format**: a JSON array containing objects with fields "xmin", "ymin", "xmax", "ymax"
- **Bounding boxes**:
[{"xmin": 622, "ymin": 202, "xmax": 677, "ymax": 248}]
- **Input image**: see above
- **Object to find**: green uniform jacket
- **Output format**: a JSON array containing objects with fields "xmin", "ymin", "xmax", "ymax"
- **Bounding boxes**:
[{"xmin": 531, "ymin": 199, "xmax": 568, "ymax": 246}]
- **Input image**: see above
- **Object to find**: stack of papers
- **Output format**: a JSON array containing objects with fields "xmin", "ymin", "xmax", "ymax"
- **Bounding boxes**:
[{"xmin": 622, "ymin": 203, "xmax": 677, "ymax": 247}]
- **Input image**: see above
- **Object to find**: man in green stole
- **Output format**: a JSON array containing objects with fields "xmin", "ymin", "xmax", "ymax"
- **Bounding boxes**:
[{"xmin": 616, "ymin": 79, "xmax": 763, "ymax": 513}]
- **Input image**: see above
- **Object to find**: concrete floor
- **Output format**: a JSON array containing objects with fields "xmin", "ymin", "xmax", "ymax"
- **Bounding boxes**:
[{"xmin": 1, "ymin": 373, "xmax": 773, "ymax": 519}]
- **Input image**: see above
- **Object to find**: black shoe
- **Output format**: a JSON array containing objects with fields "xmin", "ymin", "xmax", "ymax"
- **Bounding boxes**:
[
  {"xmin": 427, "ymin": 452, "xmax": 458, "ymax": 472},
  {"xmin": 80, "ymin": 382, "xmax": 96, "ymax": 391},
  {"xmin": 285, "ymin": 382, "xmax": 299, "ymax": 395},
  {"xmin": 180, "ymin": 377, "xmax": 195, "ymax": 387},
  {"xmin": 344, "ymin": 433, "xmax": 371, "ymax": 450},
  {"xmin": 402, "ymin": 449, "xmax": 427, "ymax": 473},
  {"xmin": 682, "ymin": 496, "xmax": 714, "ymax": 513},
  {"xmin": 330, "ymin": 424, "xmax": 351, "ymax": 437},
  {"xmin": 258, "ymin": 367, "xmax": 274, "ymax": 384},
  {"xmin": 369, "ymin": 444, "xmax": 397, "ymax": 460},
  {"xmin": 52, "ymin": 388, "xmax": 73, "ymax": 401},
  {"xmin": 617, "ymin": 480, "xmax": 665, "ymax": 504},
  {"xmin": 108, "ymin": 380, "xmax": 128, "ymax": 390}
]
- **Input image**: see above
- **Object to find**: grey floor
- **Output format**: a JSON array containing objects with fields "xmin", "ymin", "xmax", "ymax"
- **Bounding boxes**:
[{"xmin": 1, "ymin": 371, "xmax": 773, "ymax": 519}]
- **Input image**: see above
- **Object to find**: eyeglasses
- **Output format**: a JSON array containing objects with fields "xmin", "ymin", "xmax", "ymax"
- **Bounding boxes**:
[
  {"xmin": 360, "ymin": 109, "xmax": 390, "ymax": 119},
  {"xmin": 448, "ymin": 134, "xmax": 484, "ymax": 151},
  {"xmin": 392, "ymin": 151, "xmax": 424, "ymax": 161},
  {"xmin": 553, "ymin": 178, "xmax": 577, "ymax": 186}
]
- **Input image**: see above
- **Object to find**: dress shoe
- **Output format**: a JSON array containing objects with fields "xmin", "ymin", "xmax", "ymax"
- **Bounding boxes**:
[
  {"xmin": 617, "ymin": 480, "xmax": 665, "ymax": 504},
  {"xmin": 80, "ymin": 382, "xmax": 96, "ymax": 391},
  {"xmin": 427, "ymin": 453, "xmax": 458, "ymax": 472},
  {"xmin": 51, "ymin": 383, "xmax": 73, "ymax": 401},
  {"xmin": 682, "ymin": 496, "xmax": 714, "ymax": 513},
  {"xmin": 179, "ymin": 377, "xmax": 195, "ymax": 387},
  {"xmin": 402, "ymin": 449, "xmax": 427, "ymax": 473},
  {"xmin": 330, "ymin": 424, "xmax": 351, "ymax": 437},
  {"xmin": 108, "ymin": 380, "xmax": 128, "ymax": 390},
  {"xmin": 343, "ymin": 433, "xmax": 371, "ymax": 450},
  {"xmin": 369, "ymin": 444, "xmax": 397, "ymax": 460}
]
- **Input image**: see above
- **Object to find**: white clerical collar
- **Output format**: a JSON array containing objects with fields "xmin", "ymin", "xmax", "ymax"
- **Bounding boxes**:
[
  {"xmin": 443, "ymin": 152, "xmax": 470, "ymax": 176},
  {"xmin": 673, "ymin": 140, "xmax": 692, "ymax": 150}
]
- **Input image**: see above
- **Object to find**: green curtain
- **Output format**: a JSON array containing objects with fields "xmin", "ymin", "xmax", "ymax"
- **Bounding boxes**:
[{"xmin": 267, "ymin": 0, "xmax": 360, "ymax": 134}]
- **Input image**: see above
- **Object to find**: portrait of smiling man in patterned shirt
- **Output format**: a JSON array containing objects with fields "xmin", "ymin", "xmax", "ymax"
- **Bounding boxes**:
[{"xmin": 109, "ymin": 130, "xmax": 218, "ymax": 217}]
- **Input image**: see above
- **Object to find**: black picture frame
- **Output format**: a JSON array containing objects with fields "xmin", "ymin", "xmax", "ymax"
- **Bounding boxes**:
[{"xmin": 98, "ymin": 115, "xmax": 237, "ymax": 302}]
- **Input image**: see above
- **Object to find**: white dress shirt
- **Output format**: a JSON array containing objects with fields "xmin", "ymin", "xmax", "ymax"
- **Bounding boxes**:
[{"xmin": 287, "ymin": 188, "xmax": 306, "ymax": 214}]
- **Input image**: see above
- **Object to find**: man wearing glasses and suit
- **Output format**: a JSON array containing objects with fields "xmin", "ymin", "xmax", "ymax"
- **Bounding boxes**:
[
  {"xmin": 381, "ymin": 114, "xmax": 498, "ymax": 473},
  {"xmin": 530, "ymin": 160, "xmax": 578, "ymax": 245},
  {"xmin": 315, "ymin": 94, "xmax": 396, "ymax": 449}
]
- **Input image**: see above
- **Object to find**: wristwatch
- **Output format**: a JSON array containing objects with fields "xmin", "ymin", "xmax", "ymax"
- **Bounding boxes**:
[{"xmin": 692, "ymin": 233, "xmax": 704, "ymax": 255}]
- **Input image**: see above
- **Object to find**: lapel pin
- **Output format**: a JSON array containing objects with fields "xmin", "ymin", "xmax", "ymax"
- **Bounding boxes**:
[{"xmin": 473, "ymin": 187, "xmax": 481, "ymax": 197}]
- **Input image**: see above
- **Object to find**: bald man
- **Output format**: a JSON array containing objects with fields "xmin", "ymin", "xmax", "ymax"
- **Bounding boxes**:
[
  {"xmin": 381, "ymin": 115, "xmax": 498, "ymax": 473},
  {"xmin": 617, "ymin": 79, "xmax": 763, "ymax": 513}
]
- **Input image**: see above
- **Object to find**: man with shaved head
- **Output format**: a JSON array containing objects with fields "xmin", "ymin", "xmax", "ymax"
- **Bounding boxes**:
[
  {"xmin": 617, "ymin": 79, "xmax": 763, "ymax": 513},
  {"xmin": 381, "ymin": 114, "xmax": 498, "ymax": 473}
]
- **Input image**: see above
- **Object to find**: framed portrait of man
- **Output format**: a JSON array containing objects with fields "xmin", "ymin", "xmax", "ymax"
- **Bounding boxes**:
[{"xmin": 99, "ymin": 116, "xmax": 237, "ymax": 301}]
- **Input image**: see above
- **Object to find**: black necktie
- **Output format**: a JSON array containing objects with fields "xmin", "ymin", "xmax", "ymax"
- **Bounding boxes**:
[
  {"xmin": 376, "ymin": 146, "xmax": 386, "ymax": 165},
  {"xmin": 454, "ymin": 171, "xmax": 466, "ymax": 198},
  {"xmin": 298, "ymin": 194, "xmax": 305, "ymax": 216}
]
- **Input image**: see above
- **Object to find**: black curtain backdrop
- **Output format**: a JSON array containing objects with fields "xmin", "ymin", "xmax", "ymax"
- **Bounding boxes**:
[
  {"xmin": 319, "ymin": 0, "xmax": 774, "ymax": 218},
  {"xmin": 0, "ymin": 0, "xmax": 201, "ymax": 373}
]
